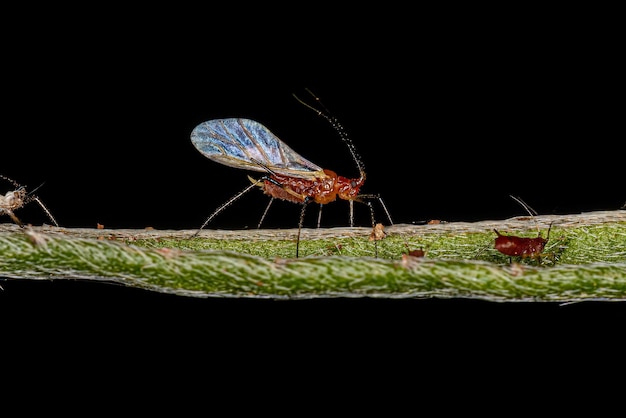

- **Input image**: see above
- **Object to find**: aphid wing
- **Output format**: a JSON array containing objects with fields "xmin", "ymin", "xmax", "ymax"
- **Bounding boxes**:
[{"xmin": 191, "ymin": 118, "xmax": 324, "ymax": 179}]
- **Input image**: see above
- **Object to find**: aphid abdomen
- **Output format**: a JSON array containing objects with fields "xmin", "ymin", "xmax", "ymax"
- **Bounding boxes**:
[
  {"xmin": 262, "ymin": 178, "xmax": 309, "ymax": 203},
  {"xmin": 261, "ymin": 173, "xmax": 340, "ymax": 205},
  {"xmin": 494, "ymin": 230, "xmax": 547, "ymax": 258}
]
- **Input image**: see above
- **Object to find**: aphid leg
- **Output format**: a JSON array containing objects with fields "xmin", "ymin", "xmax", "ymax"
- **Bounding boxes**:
[
  {"xmin": 296, "ymin": 199, "xmax": 310, "ymax": 258},
  {"xmin": 366, "ymin": 200, "xmax": 379, "ymax": 257},
  {"xmin": 358, "ymin": 193, "xmax": 394, "ymax": 226},
  {"xmin": 1, "ymin": 176, "xmax": 24, "ymax": 227},
  {"xmin": 349, "ymin": 200, "xmax": 354, "ymax": 227},
  {"xmin": 378, "ymin": 197, "xmax": 394, "ymax": 226},
  {"xmin": 6, "ymin": 210, "xmax": 25, "ymax": 227},
  {"xmin": 317, "ymin": 204, "xmax": 323, "ymax": 228},
  {"xmin": 21, "ymin": 181, "xmax": 58, "ymax": 227},
  {"xmin": 31, "ymin": 196, "xmax": 59, "ymax": 227},
  {"xmin": 258, "ymin": 197, "xmax": 274, "ymax": 229},
  {"xmin": 191, "ymin": 182, "xmax": 258, "ymax": 238},
  {"xmin": 350, "ymin": 194, "xmax": 394, "ymax": 258}
]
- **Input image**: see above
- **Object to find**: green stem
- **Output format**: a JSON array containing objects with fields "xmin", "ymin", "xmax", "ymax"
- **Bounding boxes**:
[{"xmin": 1, "ymin": 210, "xmax": 625, "ymax": 302}]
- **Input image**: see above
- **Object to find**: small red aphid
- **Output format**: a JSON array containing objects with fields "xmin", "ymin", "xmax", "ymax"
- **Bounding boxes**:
[
  {"xmin": 493, "ymin": 224, "xmax": 551, "ymax": 259},
  {"xmin": 407, "ymin": 248, "xmax": 425, "ymax": 258},
  {"xmin": 493, "ymin": 196, "xmax": 553, "ymax": 261}
]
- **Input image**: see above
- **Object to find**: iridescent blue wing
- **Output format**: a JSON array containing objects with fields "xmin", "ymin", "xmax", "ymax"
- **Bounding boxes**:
[{"xmin": 191, "ymin": 118, "xmax": 326, "ymax": 179}]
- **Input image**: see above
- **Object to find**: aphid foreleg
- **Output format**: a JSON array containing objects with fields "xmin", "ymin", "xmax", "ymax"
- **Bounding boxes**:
[
  {"xmin": 376, "ymin": 196, "xmax": 394, "ymax": 227},
  {"xmin": 3, "ymin": 209, "xmax": 24, "ymax": 227},
  {"xmin": 31, "ymin": 196, "xmax": 59, "ymax": 227},
  {"xmin": 357, "ymin": 193, "xmax": 394, "ymax": 226}
]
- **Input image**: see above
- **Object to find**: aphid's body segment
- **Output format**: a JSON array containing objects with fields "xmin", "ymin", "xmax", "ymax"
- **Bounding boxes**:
[
  {"xmin": 190, "ymin": 91, "xmax": 392, "ymax": 257},
  {"xmin": 0, "ymin": 175, "xmax": 59, "ymax": 228}
]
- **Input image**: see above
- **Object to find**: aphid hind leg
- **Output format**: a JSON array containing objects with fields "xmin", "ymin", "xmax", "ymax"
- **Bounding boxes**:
[{"xmin": 191, "ymin": 181, "xmax": 259, "ymax": 238}]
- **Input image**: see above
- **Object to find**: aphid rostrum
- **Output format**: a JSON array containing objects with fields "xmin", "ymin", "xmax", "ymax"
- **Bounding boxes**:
[
  {"xmin": 493, "ymin": 195, "xmax": 552, "ymax": 262},
  {"xmin": 190, "ymin": 89, "xmax": 392, "ymax": 257},
  {"xmin": 0, "ymin": 174, "xmax": 59, "ymax": 228}
]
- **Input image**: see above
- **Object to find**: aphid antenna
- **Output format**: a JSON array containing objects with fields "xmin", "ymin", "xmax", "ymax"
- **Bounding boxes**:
[
  {"xmin": 26, "ymin": 181, "xmax": 46, "ymax": 196},
  {"xmin": 510, "ymin": 195, "xmax": 539, "ymax": 217},
  {"xmin": 292, "ymin": 88, "xmax": 366, "ymax": 180},
  {"xmin": 293, "ymin": 89, "xmax": 394, "ymax": 228},
  {"xmin": 0, "ymin": 174, "xmax": 20, "ymax": 188},
  {"xmin": 509, "ymin": 195, "xmax": 551, "ymax": 238}
]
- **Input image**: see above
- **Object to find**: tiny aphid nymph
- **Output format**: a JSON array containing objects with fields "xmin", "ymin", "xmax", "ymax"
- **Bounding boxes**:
[
  {"xmin": 0, "ymin": 174, "xmax": 59, "ymax": 228},
  {"xmin": 190, "ymin": 89, "xmax": 392, "ymax": 257}
]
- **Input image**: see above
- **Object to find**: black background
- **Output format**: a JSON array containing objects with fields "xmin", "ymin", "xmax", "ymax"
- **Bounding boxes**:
[{"xmin": 1, "ymin": 6, "xmax": 624, "ymax": 393}]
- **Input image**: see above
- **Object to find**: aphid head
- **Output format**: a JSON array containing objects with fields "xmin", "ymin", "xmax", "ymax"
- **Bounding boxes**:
[
  {"xmin": 3, "ymin": 187, "xmax": 26, "ymax": 209},
  {"xmin": 337, "ymin": 174, "xmax": 365, "ymax": 201}
]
